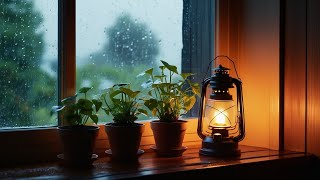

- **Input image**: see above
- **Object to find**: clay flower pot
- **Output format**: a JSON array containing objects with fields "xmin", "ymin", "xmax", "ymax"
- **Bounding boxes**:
[
  {"xmin": 58, "ymin": 125, "xmax": 99, "ymax": 167},
  {"xmin": 150, "ymin": 120, "xmax": 188, "ymax": 157},
  {"xmin": 105, "ymin": 123, "xmax": 145, "ymax": 162}
]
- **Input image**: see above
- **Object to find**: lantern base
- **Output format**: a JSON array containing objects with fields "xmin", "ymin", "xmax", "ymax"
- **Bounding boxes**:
[{"xmin": 199, "ymin": 136, "xmax": 240, "ymax": 157}]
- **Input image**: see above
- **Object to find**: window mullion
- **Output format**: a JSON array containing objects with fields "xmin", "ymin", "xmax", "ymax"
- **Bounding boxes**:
[{"xmin": 58, "ymin": 0, "xmax": 76, "ymax": 126}]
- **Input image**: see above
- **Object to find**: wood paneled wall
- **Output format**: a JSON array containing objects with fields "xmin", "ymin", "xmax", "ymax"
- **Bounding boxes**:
[
  {"xmin": 216, "ymin": 0, "xmax": 280, "ymax": 150},
  {"xmin": 306, "ymin": 0, "xmax": 320, "ymax": 157},
  {"xmin": 284, "ymin": 0, "xmax": 320, "ymax": 157},
  {"xmin": 217, "ymin": 0, "xmax": 320, "ymax": 157},
  {"xmin": 283, "ymin": 0, "xmax": 306, "ymax": 153}
]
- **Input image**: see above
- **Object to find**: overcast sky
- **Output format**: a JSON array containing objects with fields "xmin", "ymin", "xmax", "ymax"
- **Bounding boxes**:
[{"xmin": 34, "ymin": 0, "xmax": 182, "ymax": 70}]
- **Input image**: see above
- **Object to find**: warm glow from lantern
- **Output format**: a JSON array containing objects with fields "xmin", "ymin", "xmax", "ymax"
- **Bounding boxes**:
[
  {"xmin": 204, "ymin": 99, "xmax": 235, "ymax": 130},
  {"xmin": 213, "ymin": 110, "xmax": 228, "ymax": 127}
]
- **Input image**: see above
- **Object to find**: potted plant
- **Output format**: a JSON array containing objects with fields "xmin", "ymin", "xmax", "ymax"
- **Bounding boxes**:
[
  {"xmin": 100, "ymin": 83, "xmax": 148, "ymax": 162},
  {"xmin": 140, "ymin": 60, "xmax": 200, "ymax": 157},
  {"xmin": 51, "ymin": 87, "xmax": 102, "ymax": 167}
]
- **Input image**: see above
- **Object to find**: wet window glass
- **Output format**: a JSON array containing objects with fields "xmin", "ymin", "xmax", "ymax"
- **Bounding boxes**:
[
  {"xmin": 76, "ymin": 0, "xmax": 183, "ymax": 122},
  {"xmin": 0, "ymin": 0, "xmax": 58, "ymax": 128}
]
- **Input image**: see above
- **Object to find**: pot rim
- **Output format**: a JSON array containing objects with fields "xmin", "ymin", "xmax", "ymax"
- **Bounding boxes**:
[
  {"xmin": 58, "ymin": 125, "xmax": 100, "ymax": 130},
  {"xmin": 105, "ymin": 122, "xmax": 145, "ymax": 127},
  {"xmin": 151, "ymin": 119, "xmax": 188, "ymax": 123}
]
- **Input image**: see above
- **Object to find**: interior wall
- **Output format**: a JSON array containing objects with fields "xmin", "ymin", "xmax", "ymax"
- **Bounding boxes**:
[
  {"xmin": 283, "ymin": 0, "xmax": 306, "ymax": 153},
  {"xmin": 306, "ymin": 0, "xmax": 320, "ymax": 157},
  {"xmin": 284, "ymin": 0, "xmax": 320, "ymax": 157},
  {"xmin": 216, "ymin": 0, "xmax": 280, "ymax": 150},
  {"xmin": 217, "ymin": 0, "xmax": 320, "ymax": 156}
]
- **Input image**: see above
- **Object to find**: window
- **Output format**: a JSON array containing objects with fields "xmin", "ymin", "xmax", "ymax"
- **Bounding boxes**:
[
  {"xmin": 0, "ymin": 0, "xmax": 58, "ymax": 128},
  {"xmin": 0, "ymin": 0, "xmax": 214, "ymax": 165},
  {"xmin": 76, "ymin": 0, "xmax": 183, "ymax": 122},
  {"xmin": 76, "ymin": 0, "xmax": 213, "ymax": 122},
  {"xmin": 76, "ymin": 0, "xmax": 214, "ymax": 122},
  {"xmin": 0, "ymin": 0, "xmax": 214, "ymax": 126},
  {"xmin": 0, "ymin": 0, "xmax": 213, "ymax": 128}
]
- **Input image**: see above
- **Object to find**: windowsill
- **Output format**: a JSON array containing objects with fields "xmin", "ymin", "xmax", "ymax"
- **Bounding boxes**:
[{"xmin": 0, "ymin": 142, "xmax": 318, "ymax": 179}]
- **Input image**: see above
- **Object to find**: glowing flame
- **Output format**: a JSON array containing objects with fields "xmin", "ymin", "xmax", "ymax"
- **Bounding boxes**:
[{"xmin": 213, "ymin": 110, "xmax": 228, "ymax": 127}]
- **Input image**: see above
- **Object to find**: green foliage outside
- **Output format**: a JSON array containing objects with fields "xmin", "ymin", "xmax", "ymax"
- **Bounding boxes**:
[
  {"xmin": 92, "ymin": 13, "xmax": 160, "ymax": 69},
  {"xmin": 76, "ymin": 13, "xmax": 161, "ymax": 123},
  {"xmin": 0, "ymin": 2, "xmax": 162, "ymax": 127},
  {"xmin": 0, "ymin": 0, "xmax": 57, "ymax": 128}
]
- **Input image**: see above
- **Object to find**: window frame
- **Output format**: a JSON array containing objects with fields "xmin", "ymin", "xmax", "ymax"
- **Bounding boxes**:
[
  {"xmin": 58, "ymin": 0, "xmax": 76, "ymax": 126},
  {"xmin": 0, "ymin": 0, "xmax": 215, "ymax": 165}
]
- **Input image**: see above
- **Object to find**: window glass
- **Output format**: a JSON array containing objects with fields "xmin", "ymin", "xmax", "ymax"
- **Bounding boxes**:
[
  {"xmin": 0, "ymin": 0, "xmax": 58, "ymax": 128},
  {"xmin": 76, "ymin": 0, "xmax": 183, "ymax": 122}
]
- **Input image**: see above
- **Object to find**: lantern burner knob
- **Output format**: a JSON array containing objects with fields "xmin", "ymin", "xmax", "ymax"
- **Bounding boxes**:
[{"xmin": 213, "ymin": 133, "xmax": 222, "ymax": 142}]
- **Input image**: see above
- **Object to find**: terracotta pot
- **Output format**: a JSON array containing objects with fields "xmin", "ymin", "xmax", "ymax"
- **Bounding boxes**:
[
  {"xmin": 58, "ymin": 125, "xmax": 99, "ymax": 167},
  {"xmin": 105, "ymin": 123, "xmax": 145, "ymax": 161},
  {"xmin": 150, "ymin": 120, "xmax": 188, "ymax": 157}
]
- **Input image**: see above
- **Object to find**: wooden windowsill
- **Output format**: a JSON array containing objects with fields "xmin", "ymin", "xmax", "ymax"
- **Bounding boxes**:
[{"xmin": 0, "ymin": 143, "xmax": 318, "ymax": 179}]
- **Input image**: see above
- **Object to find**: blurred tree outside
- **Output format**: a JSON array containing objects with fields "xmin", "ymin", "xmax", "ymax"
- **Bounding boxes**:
[
  {"xmin": 0, "ymin": 0, "xmax": 56, "ymax": 128},
  {"xmin": 76, "ymin": 13, "xmax": 161, "ymax": 122},
  {"xmin": 93, "ymin": 13, "xmax": 160, "ymax": 68}
]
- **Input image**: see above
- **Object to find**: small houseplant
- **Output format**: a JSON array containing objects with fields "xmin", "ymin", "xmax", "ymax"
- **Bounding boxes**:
[
  {"xmin": 100, "ymin": 83, "xmax": 148, "ymax": 162},
  {"xmin": 51, "ymin": 87, "xmax": 102, "ymax": 167},
  {"xmin": 140, "ymin": 60, "xmax": 200, "ymax": 157}
]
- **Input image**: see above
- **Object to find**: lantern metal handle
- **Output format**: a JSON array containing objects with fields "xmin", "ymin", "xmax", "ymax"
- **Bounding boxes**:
[
  {"xmin": 197, "ymin": 77, "xmax": 211, "ymax": 139},
  {"xmin": 232, "ymin": 78, "xmax": 245, "ymax": 142}
]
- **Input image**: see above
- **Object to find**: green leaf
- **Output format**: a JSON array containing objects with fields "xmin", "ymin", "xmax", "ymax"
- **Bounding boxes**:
[
  {"xmin": 159, "ymin": 66, "xmax": 165, "ymax": 71},
  {"xmin": 152, "ymin": 83, "xmax": 162, "ymax": 89},
  {"xmin": 144, "ymin": 68, "xmax": 153, "ymax": 75},
  {"xmin": 76, "ymin": 118, "xmax": 82, "ymax": 125},
  {"xmin": 137, "ymin": 108, "xmax": 148, "ymax": 116},
  {"xmin": 181, "ymin": 73, "xmax": 194, "ymax": 80},
  {"xmin": 160, "ymin": 60, "xmax": 178, "ymax": 74},
  {"xmin": 120, "ymin": 87, "xmax": 140, "ymax": 98},
  {"xmin": 78, "ymin": 87, "xmax": 93, "ymax": 94},
  {"xmin": 77, "ymin": 99, "xmax": 93, "ymax": 110},
  {"xmin": 110, "ymin": 89, "xmax": 122, "ymax": 98},
  {"xmin": 92, "ymin": 99, "xmax": 102, "ymax": 112},
  {"xmin": 80, "ymin": 109, "xmax": 93, "ymax": 115},
  {"xmin": 111, "ymin": 98, "xmax": 121, "ymax": 105},
  {"xmin": 190, "ymin": 82, "xmax": 201, "ymax": 96},
  {"xmin": 184, "ymin": 95, "xmax": 196, "ymax": 111},
  {"xmin": 144, "ymin": 99, "xmax": 158, "ymax": 111},
  {"xmin": 90, "ymin": 114, "xmax": 98, "ymax": 124},
  {"xmin": 152, "ymin": 109, "xmax": 158, "ymax": 116},
  {"xmin": 102, "ymin": 107, "xmax": 110, "ymax": 115}
]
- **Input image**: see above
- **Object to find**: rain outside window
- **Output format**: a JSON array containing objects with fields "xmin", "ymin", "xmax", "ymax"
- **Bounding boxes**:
[
  {"xmin": 0, "ymin": 0, "xmax": 188, "ymax": 127},
  {"xmin": 0, "ymin": 0, "xmax": 58, "ymax": 128},
  {"xmin": 76, "ymin": 0, "xmax": 183, "ymax": 122}
]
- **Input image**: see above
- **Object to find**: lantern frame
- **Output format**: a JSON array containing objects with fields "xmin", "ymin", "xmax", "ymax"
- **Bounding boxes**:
[{"xmin": 197, "ymin": 56, "xmax": 245, "ymax": 157}]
